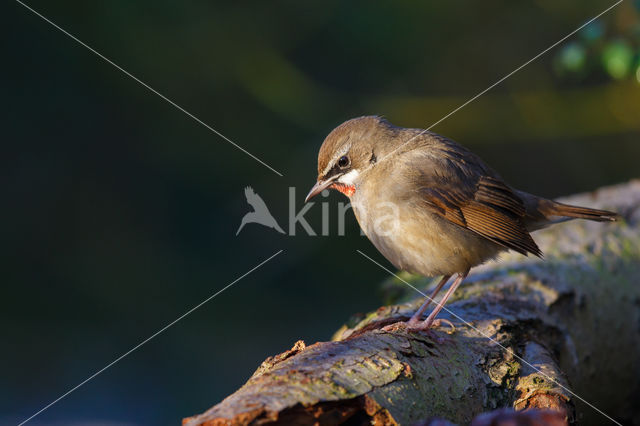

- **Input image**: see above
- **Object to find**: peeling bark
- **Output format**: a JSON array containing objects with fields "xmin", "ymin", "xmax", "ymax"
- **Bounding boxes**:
[{"xmin": 184, "ymin": 181, "xmax": 640, "ymax": 426}]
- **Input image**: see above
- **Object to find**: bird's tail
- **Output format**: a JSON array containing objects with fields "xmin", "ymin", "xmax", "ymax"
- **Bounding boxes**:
[
  {"xmin": 272, "ymin": 222, "xmax": 286, "ymax": 234},
  {"xmin": 517, "ymin": 190, "xmax": 618, "ymax": 231},
  {"xmin": 545, "ymin": 201, "xmax": 618, "ymax": 222}
]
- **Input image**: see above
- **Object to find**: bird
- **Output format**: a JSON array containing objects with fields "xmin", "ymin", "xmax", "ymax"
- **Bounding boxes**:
[
  {"xmin": 236, "ymin": 186, "xmax": 285, "ymax": 235},
  {"xmin": 305, "ymin": 116, "xmax": 617, "ymax": 331}
]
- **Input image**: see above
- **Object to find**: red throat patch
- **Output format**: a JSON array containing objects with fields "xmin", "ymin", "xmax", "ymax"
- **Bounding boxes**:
[{"xmin": 330, "ymin": 182, "xmax": 356, "ymax": 197}]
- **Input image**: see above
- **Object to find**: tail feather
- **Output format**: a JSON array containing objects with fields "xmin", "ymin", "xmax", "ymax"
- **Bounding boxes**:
[
  {"xmin": 548, "ymin": 202, "xmax": 618, "ymax": 222},
  {"xmin": 516, "ymin": 190, "xmax": 618, "ymax": 232}
]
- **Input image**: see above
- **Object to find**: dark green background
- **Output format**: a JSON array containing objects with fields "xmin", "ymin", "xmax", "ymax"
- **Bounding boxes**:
[{"xmin": 2, "ymin": 1, "xmax": 639, "ymax": 425}]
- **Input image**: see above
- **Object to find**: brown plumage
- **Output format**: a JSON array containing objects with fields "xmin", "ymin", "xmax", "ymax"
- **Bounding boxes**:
[{"xmin": 306, "ymin": 116, "xmax": 617, "ymax": 330}]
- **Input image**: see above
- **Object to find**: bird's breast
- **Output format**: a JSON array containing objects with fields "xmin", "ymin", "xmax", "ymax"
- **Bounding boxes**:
[{"xmin": 351, "ymin": 194, "xmax": 502, "ymax": 276}]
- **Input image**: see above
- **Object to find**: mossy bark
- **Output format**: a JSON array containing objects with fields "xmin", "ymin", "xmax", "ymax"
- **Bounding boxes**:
[{"xmin": 184, "ymin": 181, "xmax": 640, "ymax": 426}]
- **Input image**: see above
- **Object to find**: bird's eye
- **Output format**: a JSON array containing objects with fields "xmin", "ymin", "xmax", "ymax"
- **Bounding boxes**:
[{"xmin": 337, "ymin": 155, "xmax": 350, "ymax": 168}]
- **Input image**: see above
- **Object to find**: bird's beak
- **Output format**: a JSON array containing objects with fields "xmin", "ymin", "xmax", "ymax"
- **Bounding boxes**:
[{"xmin": 305, "ymin": 178, "xmax": 335, "ymax": 202}]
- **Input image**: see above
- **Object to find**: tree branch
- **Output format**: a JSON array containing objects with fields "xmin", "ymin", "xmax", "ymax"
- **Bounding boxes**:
[{"xmin": 184, "ymin": 180, "xmax": 640, "ymax": 426}]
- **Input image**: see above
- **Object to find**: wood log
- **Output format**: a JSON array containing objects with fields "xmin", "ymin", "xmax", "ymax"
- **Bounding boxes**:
[{"xmin": 184, "ymin": 181, "xmax": 640, "ymax": 426}]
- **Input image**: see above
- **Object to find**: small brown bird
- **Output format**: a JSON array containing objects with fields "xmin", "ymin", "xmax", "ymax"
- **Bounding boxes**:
[{"xmin": 305, "ymin": 116, "xmax": 617, "ymax": 330}]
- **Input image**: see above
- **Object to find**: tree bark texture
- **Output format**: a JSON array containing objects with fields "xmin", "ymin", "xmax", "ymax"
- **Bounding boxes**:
[{"xmin": 184, "ymin": 181, "xmax": 640, "ymax": 426}]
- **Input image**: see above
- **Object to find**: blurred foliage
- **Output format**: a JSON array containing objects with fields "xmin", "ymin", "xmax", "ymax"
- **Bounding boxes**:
[
  {"xmin": 1, "ymin": 1, "xmax": 639, "ymax": 425},
  {"xmin": 554, "ymin": 16, "xmax": 640, "ymax": 82}
]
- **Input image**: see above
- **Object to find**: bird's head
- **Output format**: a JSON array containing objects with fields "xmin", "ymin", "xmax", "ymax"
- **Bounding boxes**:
[{"xmin": 305, "ymin": 116, "xmax": 398, "ymax": 202}]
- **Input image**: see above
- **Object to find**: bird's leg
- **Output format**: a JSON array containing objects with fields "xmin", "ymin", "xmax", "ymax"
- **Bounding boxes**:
[
  {"xmin": 407, "ymin": 275, "xmax": 451, "ymax": 326},
  {"xmin": 409, "ymin": 269, "xmax": 469, "ymax": 331}
]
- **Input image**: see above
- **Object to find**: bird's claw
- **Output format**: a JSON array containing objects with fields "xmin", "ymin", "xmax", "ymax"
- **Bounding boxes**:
[
  {"xmin": 416, "ymin": 318, "xmax": 456, "ymax": 334},
  {"xmin": 381, "ymin": 321, "xmax": 409, "ymax": 332},
  {"xmin": 381, "ymin": 318, "xmax": 456, "ymax": 335}
]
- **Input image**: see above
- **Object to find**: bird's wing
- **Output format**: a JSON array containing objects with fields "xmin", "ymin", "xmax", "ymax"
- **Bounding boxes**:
[
  {"xmin": 415, "ymin": 139, "xmax": 542, "ymax": 257},
  {"xmin": 244, "ymin": 186, "xmax": 256, "ymax": 202},
  {"xmin": 244, "ymin": 186, "xmax": 270, "ymax": 212}
]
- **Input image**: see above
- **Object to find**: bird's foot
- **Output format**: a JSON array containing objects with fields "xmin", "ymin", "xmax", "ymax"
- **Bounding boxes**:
[
  {"xmin": 407, "ymin": 318, "xmax": 456, "ymax": 334},
  {"xmin": 381, "ymin": 321, "xmax": 409, "ymax": 332},
  {"xmin": 381, "ymin": 318, "xmax": 456, "ymax": 335}
]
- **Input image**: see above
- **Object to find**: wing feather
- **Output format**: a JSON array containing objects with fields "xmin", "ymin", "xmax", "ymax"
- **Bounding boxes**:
[{"xmin": 417, "ymin": 142, "xmax": 542, "ymax": 257}]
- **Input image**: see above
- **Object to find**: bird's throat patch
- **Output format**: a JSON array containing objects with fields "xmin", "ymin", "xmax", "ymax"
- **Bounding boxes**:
[{"xmin": 331, "ymin": 182, "xmax": 356, "ymax": 197}]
